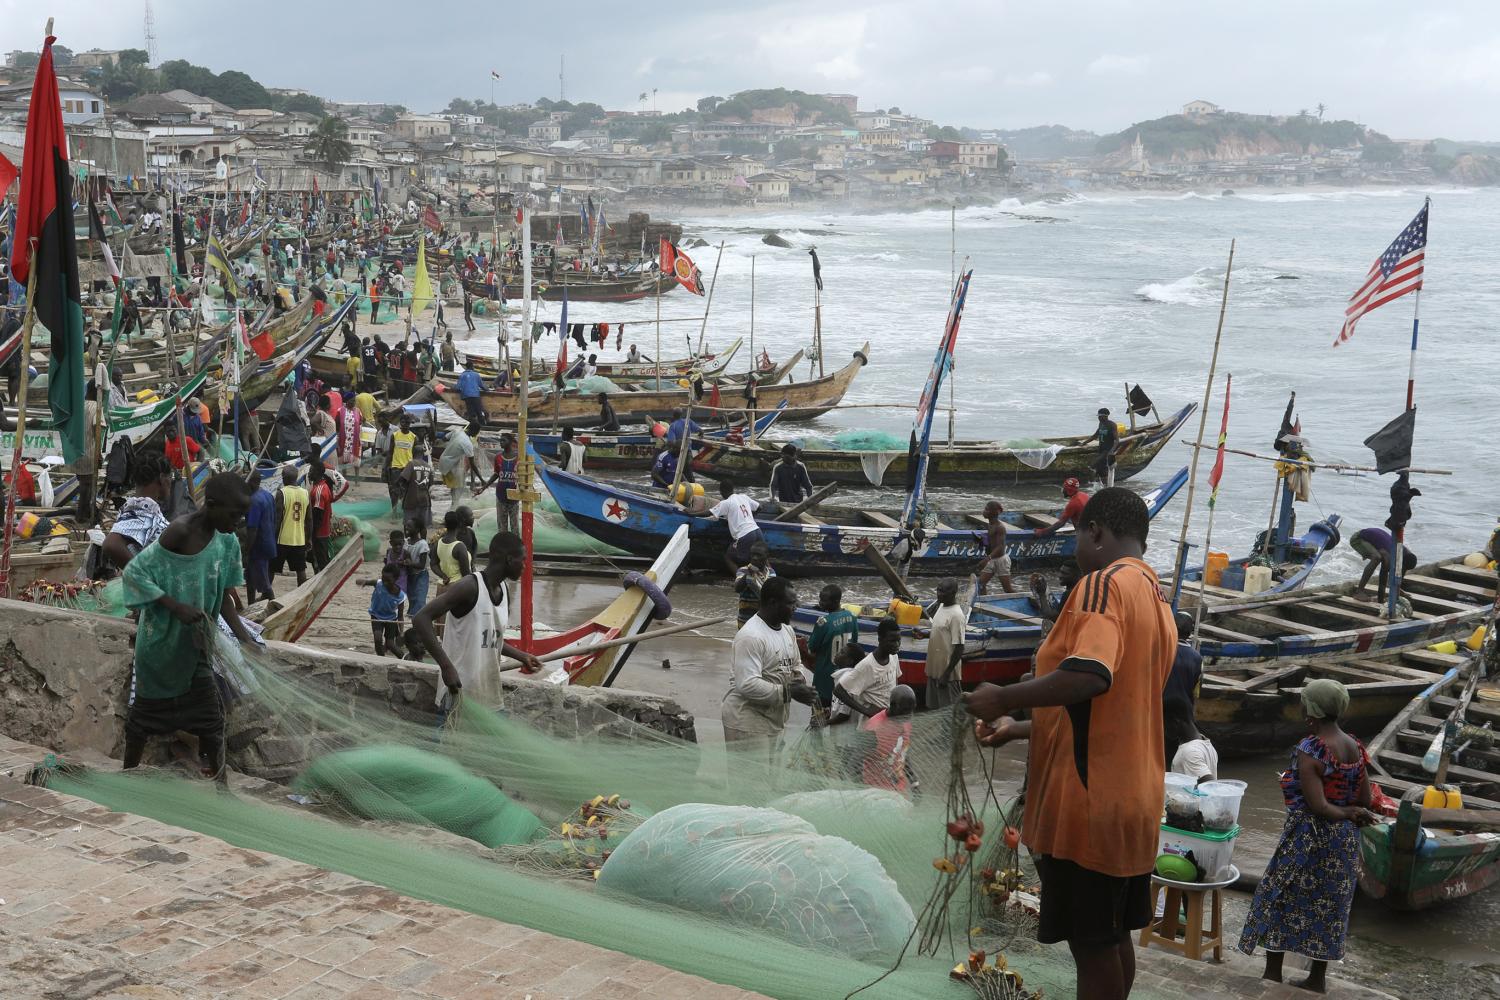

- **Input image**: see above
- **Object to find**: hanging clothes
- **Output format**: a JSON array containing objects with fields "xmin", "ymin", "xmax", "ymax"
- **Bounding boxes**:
[
  {"xmin": 616, "ymin": 323, "xmax": 623, "ymax": 350},
  {"xmin": 571, "ymin": 324, "xmax": 587, "ymax": 350}
]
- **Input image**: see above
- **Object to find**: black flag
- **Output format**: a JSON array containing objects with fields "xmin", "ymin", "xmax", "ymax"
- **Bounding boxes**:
[
  {"xmin": 808, "ymin": 248, "xmax": 823, "ymax": 291},
  {"xmin": 1127, "ymin": 384, "xmax": 1154, "ymax": 416},
  {"xmin": 1273, "ymin": 392, "xmax": 1298, "ymax": 455},
  {"xmin": 1363, "ymin": 408, "xmax": 1416, "ymax": 475}
]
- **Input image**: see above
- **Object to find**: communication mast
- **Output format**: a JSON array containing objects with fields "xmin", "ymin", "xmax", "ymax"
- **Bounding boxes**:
[
  {"xmin": 144, "ymin": 0, "xmax": 158, "ymax": 66},
  {"xmin": 559, "ymin": 54, "xmax": 566, "ymax": 102}
]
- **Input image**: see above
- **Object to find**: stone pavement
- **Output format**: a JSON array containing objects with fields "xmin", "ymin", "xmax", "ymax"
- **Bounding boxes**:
[{"xmin": 0, "ymin": 734, "xmax": 1399, "ymax": 1000}]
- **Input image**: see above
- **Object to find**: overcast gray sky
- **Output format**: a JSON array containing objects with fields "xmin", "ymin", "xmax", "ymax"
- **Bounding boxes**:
[{"xmin": 7, "ymin": 0, "xmax": 1499, "ymax": 139}]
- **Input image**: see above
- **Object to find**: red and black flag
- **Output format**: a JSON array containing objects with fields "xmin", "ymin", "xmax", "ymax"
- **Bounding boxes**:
[
  {"xmin": 9, "ymin": 32, "xmax": 86, "ymax": 464},
  {"xmin": 659, "ymin": 237, "xmax": 705, "ymax": 295}
]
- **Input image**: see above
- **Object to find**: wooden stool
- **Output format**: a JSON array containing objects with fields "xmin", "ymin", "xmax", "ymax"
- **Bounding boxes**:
[{"xmin": 1138, "ymin": 873, "xmax": 1229, "ymax": 962}]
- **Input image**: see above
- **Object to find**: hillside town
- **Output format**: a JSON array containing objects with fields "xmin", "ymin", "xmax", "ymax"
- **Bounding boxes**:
[{"xmin": 2, "ymin": 46, "xmax": 1491, "ymax": 214}]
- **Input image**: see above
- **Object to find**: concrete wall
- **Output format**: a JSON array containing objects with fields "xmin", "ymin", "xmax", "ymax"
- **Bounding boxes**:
[{"xmin": 0, "ymin": 600, "xmax": 696, "ymax": 782}]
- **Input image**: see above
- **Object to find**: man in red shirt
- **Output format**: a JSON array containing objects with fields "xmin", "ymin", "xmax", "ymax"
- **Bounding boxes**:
[
  {"xmin": 307, "ymin": 456, "xmax": 335, "ymax": 573},
  {"xmin": 164, "ymin": 425, "xmax": 201, "ymax": 472},
  {"xmin": 1035, "ymin": 477, "xmax": 1089, "ymax": 537}
]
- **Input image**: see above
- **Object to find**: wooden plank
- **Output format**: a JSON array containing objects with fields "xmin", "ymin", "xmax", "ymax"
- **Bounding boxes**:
[
  {"xmin": 1232, "ymin": 611, "xmax": 1331, "ymax": 636},
  {"xmin": 1407, "ymin": 591, "xmax": 1485, "ymax": 614},
  {"xmin": 798, "ymin": 513, "xmax": 826, "ymax": 526},
  {"xmin": 1405, "ymin": 573, "xmax": 1496, "ymax": 601},
  {"xmin": 1196, "ymin": 622, "xmax": 1260, "ymax": 643},
  {"xmin": 862, "ymin": 544, "xmax": 914, "ymax": 604},
  {"xmin": 1022, "ymin": 512, "xmax": 1057, "ymax": 529},
  {"xmin": 1296, "ymin": 601, "xmax": 1390, "ymax": 627},
  {"xmin": 981, "ymin": 604, "xmax": 1041, "ymax": 624},
  {"xmin": 861, "ymin": 510, "xmax": 903, "ymax": 530},
  {"xmin": 1438, "ymin": 563, "xmax": 1500, "ymax": 586},
  {"xmin": 1400, "ymin": 649, "xmax": 1469, "ymax": 671},
  {"xmin": 1367, "ymin": 773, "xmax": 1500, "ymax": 812},
  {"xmin": 1317, "ymin": 661, "xmax": 1420, "ymax": 685},
  {"xmin": 1379, "ymin": 748, "xmax": 1500, "ymax": 789},
  {"xmin": 1410, "ymin": 807, "xmax": 1500, "ymax": 834},
  {"xmin": 772, "ymin": 482, "xmax": 839, "ymax": 523},
  {"xmin": 1240, "ymin": 663, "xmax": 1306, "ymax": 692}
]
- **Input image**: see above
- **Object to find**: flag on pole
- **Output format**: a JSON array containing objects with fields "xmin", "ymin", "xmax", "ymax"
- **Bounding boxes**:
[
  {"xmin": 491, "ymin": 70, "xmax": 502, "ymax": 81},
  {"xmin": 87, "ymin": 199, "xmax": 119, "ymax": 283},
  {"xmin": 1207, "ymin": 374, "xmax": 1231, "ymax": 507},
  {"xmin": 244, "ymin": 310, "xmax": 276, "ymax": 361},
  {"xmin": 422, "ymin": 204, "xmax": 442, "ymax": 232},
  {"xmin": 659, "ymin": 238, "xmax": 705, "ymax": 295},
  {"xmin": 205, "ymin": 233, "xmax": 240, "ymax": 299},
  {"xmin": 9, "ymin": 31, "xmax": 86, "ymax": 464},
  {"xmin": 0, "ymin": 152, "xmax": 17, "ymax": 195},
  {"xmin": 1334, "ymin": 200, "xmax": 1428, "ymax": 347},
  {"xmin": 1363, "ymin": 408, "xmax": 1416, "ymax": 474},
  {"xmin": 555, "ymin": 289, "xmax": 569, "ymax": 377},
  {"xmin": 411, "ymin": 234, "xmax": 434, "ymax": 315}
]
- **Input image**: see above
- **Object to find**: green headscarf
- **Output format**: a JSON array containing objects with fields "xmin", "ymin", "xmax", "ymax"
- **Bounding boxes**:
[{"xmin": 1301, "ymin": 678, "xmax": 1350, "ymax": 720}]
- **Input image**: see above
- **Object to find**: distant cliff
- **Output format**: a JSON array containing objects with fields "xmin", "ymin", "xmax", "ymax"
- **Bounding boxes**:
[
  {"xmin": 994, "ymin": 125, "xmax": 1099, "ymax": 160},
  {"xmin": 1096, "ymin": 113, "xmax": 1384, "ymax": 164}
]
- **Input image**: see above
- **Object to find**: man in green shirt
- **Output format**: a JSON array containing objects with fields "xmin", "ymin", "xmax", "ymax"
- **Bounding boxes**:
[
  {"xmin": 122, "ymin": 472, "xmax": 258, "ymax": 784},
  {"xmin": 806, "ymin": 584, "xmax": 859, "ymax": 708}
]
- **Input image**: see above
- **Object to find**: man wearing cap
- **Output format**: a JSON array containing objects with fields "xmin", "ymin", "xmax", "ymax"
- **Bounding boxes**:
[
  {"xmin": 768, "ymin": 443, "xmax": 814, "ymax": 504},
  {"xmin": 1089, "ymin": 408, "xmax": 1121, "ymax": 487},
  {"xmin": 1036, "ymin": 478, "xmax": 1091, "ymax": 537}
]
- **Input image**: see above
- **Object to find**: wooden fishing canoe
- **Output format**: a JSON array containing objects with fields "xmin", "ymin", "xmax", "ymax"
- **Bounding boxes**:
[
  {"xmin": 1197, "ymin": 645, "xmax": 1468, "ymax": 756},
  {"xmin": 1359, "ymin": 665, "xmax": 1500, "ymax": 909},
  {"xmin": 1187, "ymin": 556, "xmax": 1497, "ymax": 665},
  {"xmin": 514, "ymin": 524, "xmax": 691, "ymax": 686},
  {"xmin": 444, "ymin": 342, "xmax": 870, "ymax": 428},
  {"xmin": 1167, "ymin": 516, "xmax": 1344, "ymax": 599},
  {"xmin": 687, "ymin": 402, "xmax": 1197, "ymax": 488},
  {"xmin": 538, "ymin": 456, "xmax": 1188, "ymax": 578},
  {"xmin": 254, "ymin": 532, "xmax": 364, "ymax": 643},
  {"xmin": 458, "ymin": 337, "xmax": 745, "ymax": 383}
]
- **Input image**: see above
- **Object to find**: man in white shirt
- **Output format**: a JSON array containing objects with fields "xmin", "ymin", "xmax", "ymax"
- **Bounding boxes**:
[
  {"xmin": 1166, "ymin": 692, "xmax": 1218, "ymax": 781},
  {"xmin": 710, "ymin": 479, "xmax": 763, "ymax": 574},
  {"xmin": 924, "ymin": 578, "xmax": 968, "ymax": 709},
  {"xmin": 722, "ymin": 576, "xmax": 816, "ymax": 760},
  {"xmin": 581, "ymin": 353, "xmax": 598, "ymax": 380},
  {"xmin": 832, "ymin": 617, "xmax": 902, "ymax": 723}
]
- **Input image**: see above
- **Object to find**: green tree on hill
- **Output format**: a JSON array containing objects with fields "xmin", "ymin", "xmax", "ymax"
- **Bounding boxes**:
[{"xmin": 280, "ymin": 93, "xmax": 327, "ymax": 117}]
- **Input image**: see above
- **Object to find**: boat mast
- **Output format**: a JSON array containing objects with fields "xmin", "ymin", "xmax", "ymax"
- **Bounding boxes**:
[
  {"xmin": 1190, "ymin": 373, "xmax": 1230, "ymax": 645},
  {"xmin": 515, "ymin": 203, "xmax": 537, "ymax": 646},
  {"xmin": 947, "ymin": 201, "xmax": 956, "ymax": 446},
  {"xmin": 749, "ymin": 254, "xmax": 756, "ymax": 445},
  {"xmin": 693, "ymin": 241, "xmax": 724, "ymax": 358},
  {"xmin": 900, "ymin": 264, "xmax": 971, "ymax": 535},
  {"xmin": 1168, "ymin": 240, "xmax": 1235, "ymax": 610}
]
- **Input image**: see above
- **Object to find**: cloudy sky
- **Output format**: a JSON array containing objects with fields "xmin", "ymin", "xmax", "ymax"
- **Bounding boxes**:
[{"xmin": 7, "ymin": 0, "xmax": 1500, "ymax": 139}]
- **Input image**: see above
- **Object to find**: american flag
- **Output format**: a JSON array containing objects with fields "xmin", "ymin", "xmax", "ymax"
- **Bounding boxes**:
[{"xmin": 1334, "ymin": 200, "xmax": 1428, "ymax": 347}]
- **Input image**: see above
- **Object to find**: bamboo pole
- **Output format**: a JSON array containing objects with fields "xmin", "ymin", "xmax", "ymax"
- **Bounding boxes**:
[
  {"xmin": 533, "ymin": 614, "xmax": 732, "ymax": 665},
  {"xmin": 1169, "ymin": 240, "xmax": 1235, "ymax": 610},
  {"xmin": 0, "ymin": 245, "xmax": 40, "ymax": 598},
  {"xmin": 693, "ymin": 241, "xmax": 725, "ymax": 357},
  {"xmin": 749, "ymin": 255, "xmax": 757, "ymax": 444},
  {"xmin": 515, "ymin": 205, "xmax": 537, "ymax": 647},
  {"xmin": 1179, "ymin": 440, "xmax": 1452, "ymax": 476},
  {"xmin": 1190, "ymin": 372, "xmax": 1229, "ymax": 646},
  {"xmin": 654, "ymin": 273, "xmax": 662, "ymax": 390}
]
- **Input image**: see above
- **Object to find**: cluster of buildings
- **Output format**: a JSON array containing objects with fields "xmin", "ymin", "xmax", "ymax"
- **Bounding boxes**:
[{"xmin": 0, "ymin": 73, "xmax": 1011, "ymax": 208}]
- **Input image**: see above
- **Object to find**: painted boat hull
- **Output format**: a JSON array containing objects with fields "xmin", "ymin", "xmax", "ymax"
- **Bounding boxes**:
[
  {"xmin": 538, "ymin": 458, "xmax": 1189, "ymax": 579},
  {"xmin": 1360, "ymin": 801, "xmax": 1500, "ymax": 910},
  {"xmin": 448, "ymin": 342, "xmax": 870, "ymax": 428},
  {"xmin": 689, "ymin": 403, "xmax": 1196, "ymax": 488},
  {"xmin": 256, "ymin": 533, "xmax": 363, "ymax": 643},
  {"xmin": 514, "ymin": 525, "xmax": 691, "ymax": 687}
]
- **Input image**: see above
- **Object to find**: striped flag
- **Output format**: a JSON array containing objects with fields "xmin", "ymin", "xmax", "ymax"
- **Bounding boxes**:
[
  {"xmin": 1334, "ymin": 201, "xmax": 1428, "ymax": 347},
  {"xmin": 9, "ymin": 30, "xmax": 86, "ymax": 464},
  {"xmin": 1207, "ymin": 374, "xmax": 1231, "ymax": 507}
]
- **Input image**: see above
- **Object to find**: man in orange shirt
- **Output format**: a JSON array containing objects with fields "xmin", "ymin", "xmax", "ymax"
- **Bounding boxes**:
[{"xmin": 964, "ymin": 487, "xmax": 1175, "ymax": 1000}]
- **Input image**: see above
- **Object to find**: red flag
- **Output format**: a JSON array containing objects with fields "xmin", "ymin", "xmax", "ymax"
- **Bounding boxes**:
[
  {"xmin": 0, "ymin": 151, "xmax": 16, "ymax": 195},
  {"xmin": 515, "ymin": 207, "xmax": 524, "ymax": 225},
  {"xmin": 1207, "ymin": 374, "xmax": 1231, "ymax": 502},
  {"xmin": 312, "ymin": 175, "xmax": 320, "ymax": 196},
  {"xmin": 9, "ymin": 31, "xmax": 85, "ymax": 465},
  {"xmin": 247, "ymin": 318, "xmax": 276, "ymax": 361},
  {"xmin": 659, "ymin": 237, "xmax": 705, "ymax": 295},
  {"xmin": 423, "ymin": 204, "xmax": 442, "ymax": 232}
]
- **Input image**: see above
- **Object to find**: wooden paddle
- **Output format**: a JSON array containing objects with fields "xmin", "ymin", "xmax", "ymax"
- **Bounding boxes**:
[{"xmin": 771, "ymin": 483, "xmax": 837, "ymax": 523}]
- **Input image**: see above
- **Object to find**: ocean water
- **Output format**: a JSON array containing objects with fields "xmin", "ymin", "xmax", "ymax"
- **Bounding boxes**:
[{"xmin": 461, "ymin": 187, "xmax": 1497, "ymax": 583}]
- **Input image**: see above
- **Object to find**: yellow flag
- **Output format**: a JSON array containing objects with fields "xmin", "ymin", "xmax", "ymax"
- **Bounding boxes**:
[{"xmin": 411, "ymin": 235, "xmax": 433, "ymax": 315}]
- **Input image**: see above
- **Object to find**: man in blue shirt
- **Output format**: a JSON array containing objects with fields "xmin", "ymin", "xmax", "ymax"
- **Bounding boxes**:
[
  {"xmin": 651, "ymin": 444, "xmax": 694, "ymax": 490},
  {"xmin": 244, "ymin": 468, "xmax": 280, "ymax": 603},
  {"xmin": 455, "ymin": 359, "xmax": 486, "ymax": 427},
  {"xmin": 665, "ymin": 408, "xmax": 700, "ymax": 447}
]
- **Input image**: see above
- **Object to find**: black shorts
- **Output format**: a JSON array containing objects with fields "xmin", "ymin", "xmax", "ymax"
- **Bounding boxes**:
[
  {"xmin": 1033, "ymin": 854, "xmax": 1153, "ymax": 946},
  {"xmin": 732, "ymin": 529, "xmax": 765, "ymax": 563},
  {"xmin": 274, "ymin": 544, "xmax": 307, "ymax": 573},
  {"xmin": 126, "ymin": 668, "xmax": 224, "ymax": 744}
]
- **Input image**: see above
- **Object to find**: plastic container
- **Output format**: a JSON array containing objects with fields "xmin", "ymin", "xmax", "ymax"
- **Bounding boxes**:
[
  {"xmin": 1220, "ymin": 566, "xmax": 1247, "ymax": 591},
  {"xmin": 1422, "ymin": 784, "xmax": 1462, "ymax": 809},
  {"xmin": 1163, "ymin": 773, "xmax": 1202, "ymax": 829},
  {"xmin": 889, "ymin": 599, "xmax": 922, "ymax": 626},
  {"xmin": 1196, "ymin": 779, "xmax": 1247, "ymax": 833},
  {"xmin": 1243, "ymin": 564, "xmax": 1274, "ymax": 594},
  {"xmin": 1204, "ymin": 551, "xmax": 1229, "ymax": 586},
  {"xmin": 1159, "ymin": 824, "xmax": 1240, "ymax": 882}
]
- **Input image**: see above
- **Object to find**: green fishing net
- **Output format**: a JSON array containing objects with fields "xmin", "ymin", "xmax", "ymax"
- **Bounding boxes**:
[
  {"xmin": 598, "ymin": 802, "xmax": 915, "ymax": 958},
  {"xmin": 34, "ymin": 592, "xmax": 1067, "ymax": 999},
  {"xmin": 293, "ymin": 745, "xmax": 543, "ymax": 848},
  {"xmin": 793, "ymin": 430, "xmax": 908, "ymax": 452}
]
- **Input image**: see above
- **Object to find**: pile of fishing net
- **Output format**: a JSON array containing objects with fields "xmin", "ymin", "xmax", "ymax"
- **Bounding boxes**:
[
  {"xmin": 37, "ymin": 627, "xmax": 1046, "ymax": 999},
  {"xmin": 791, "ymin": 430, "xmax": 908, "ymax": 452},
  {"xmin": 598, "ymin": 802, "xmax": 914, "ymax": 957}
]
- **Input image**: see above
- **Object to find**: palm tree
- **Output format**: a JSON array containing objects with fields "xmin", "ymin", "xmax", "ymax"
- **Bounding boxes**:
[
  {"xmin": 305, "ymin": 116, "xmax": 353, "ymax": 173},
  {"xmin": 1316, "ymin": 102, "xmax": 1327, "ymax": 121},
  {"xmin": 1298, "ymin": 108, "xmax": 1310, "ymax": 120}
]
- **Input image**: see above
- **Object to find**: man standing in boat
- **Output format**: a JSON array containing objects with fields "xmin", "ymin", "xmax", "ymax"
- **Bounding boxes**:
[
  {"xmin": 1351, "ymin": 526, "xmax": 1417, "ymax": 605},
  {"xmin": 1088, "ymin": 408, "xmax": 1120, "ymax": 487},
  {"xmin": 710, "ymin": 479, "xmax": 764, "ymax": 574},
  {"xmin": 768, "ymin": 444, "xmax": 814, "ymax": 505},
  {"xmin": 977, "ymin": 501, "xmax": 1015, "ymax": 595},
  {"xmin": 456, "ymin": 359, "xmax": 487, "ymax": 428}
]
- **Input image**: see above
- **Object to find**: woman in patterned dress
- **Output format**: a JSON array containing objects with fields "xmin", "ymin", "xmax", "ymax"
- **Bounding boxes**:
[{"xmin": 1238, "ymin": 679, "xmax": 1378, "ymax": 993}]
